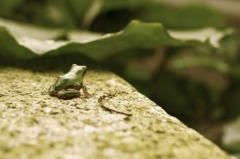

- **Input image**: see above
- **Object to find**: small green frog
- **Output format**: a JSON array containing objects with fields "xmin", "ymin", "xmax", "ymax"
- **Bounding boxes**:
[{"xmin": 49, "ymin": 64, "xmax": 90, "ymax": 99}]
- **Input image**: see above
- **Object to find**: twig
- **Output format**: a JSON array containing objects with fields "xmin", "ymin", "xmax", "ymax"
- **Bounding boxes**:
[{"xmin": 98, "ymin": 94, "xmax": 132, "ymax": 116}]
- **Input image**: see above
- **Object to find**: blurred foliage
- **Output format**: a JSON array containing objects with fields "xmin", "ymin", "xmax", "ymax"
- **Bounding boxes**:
[
  {"xmin": 222, "ymin": 117, "xmax": 240, "ymax": 156},
  {"xmin": 1, "ymin": 0, "xmax": 240, "ymax": 154}
]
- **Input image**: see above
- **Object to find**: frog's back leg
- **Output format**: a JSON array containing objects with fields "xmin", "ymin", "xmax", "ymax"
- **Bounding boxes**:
[
  {"xmin": 49, "ymin": 85, "xmax": 58, "ymax": 97},
  {"xmin": 57, "ymin": 90, "xmax": 80, "ymax": 99}
]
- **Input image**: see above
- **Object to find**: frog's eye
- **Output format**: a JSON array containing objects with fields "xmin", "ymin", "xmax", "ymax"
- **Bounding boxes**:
[{"xmin": 82, "ymin": 66, "xmax": 87, "ymax": 70}]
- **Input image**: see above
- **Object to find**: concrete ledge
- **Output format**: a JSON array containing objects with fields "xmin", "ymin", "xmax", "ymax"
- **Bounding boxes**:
[{"xmin": 0, "ymin": 67, "xmax": 235, "ymax": 159}]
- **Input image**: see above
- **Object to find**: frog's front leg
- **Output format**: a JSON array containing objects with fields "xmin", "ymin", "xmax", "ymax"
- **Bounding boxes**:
[
  {"xmin": 57, "ymin": 90, "xmax": 80, "ymax": 100},
  {"xmin": 82, "ymin": 85, "xmax": 91, "ymax": 98}
]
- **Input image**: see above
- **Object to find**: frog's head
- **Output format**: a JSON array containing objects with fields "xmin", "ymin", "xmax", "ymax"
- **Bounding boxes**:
[{"xmin": 71, "ymin": 64, "xmax": 87, "ymax": 78}]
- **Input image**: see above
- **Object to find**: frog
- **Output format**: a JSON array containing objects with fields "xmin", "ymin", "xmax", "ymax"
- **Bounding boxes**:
[{"xmin": 49, "ymin": 64, "xmax": 90, "ymax": 99}]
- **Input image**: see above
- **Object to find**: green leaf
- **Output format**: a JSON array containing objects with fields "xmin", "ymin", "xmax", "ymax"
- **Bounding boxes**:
[
  {"xmin": 0, "ymin": 18, "xmax": 232, "ymax": 61},
  {"xmin": 169, "ymin": 27, "xmax": 233, "ymax": 48},
  {"xmin": 35, "ymin": 0, "xmax": 76, "ymax": 28},
  {"xmin": 138, "ymin": 3, "xmax": 226, "ymax": 29}
]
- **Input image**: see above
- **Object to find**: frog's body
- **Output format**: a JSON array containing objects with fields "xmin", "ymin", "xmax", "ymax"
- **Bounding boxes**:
[{"xmin": 49, "ymin": 64, "xmax": 90, "ymax": 99}]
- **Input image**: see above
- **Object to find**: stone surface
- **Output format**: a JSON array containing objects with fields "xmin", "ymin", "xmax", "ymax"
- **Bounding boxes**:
[{"xmin": 0, "ymin": 67, "xmax": 236, "ymax": 159}]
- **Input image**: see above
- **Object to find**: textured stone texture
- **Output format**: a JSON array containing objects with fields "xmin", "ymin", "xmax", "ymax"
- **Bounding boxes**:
[{"xmin": 0, "ymin": 67, "xmax": 236, "ymax": 159}]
